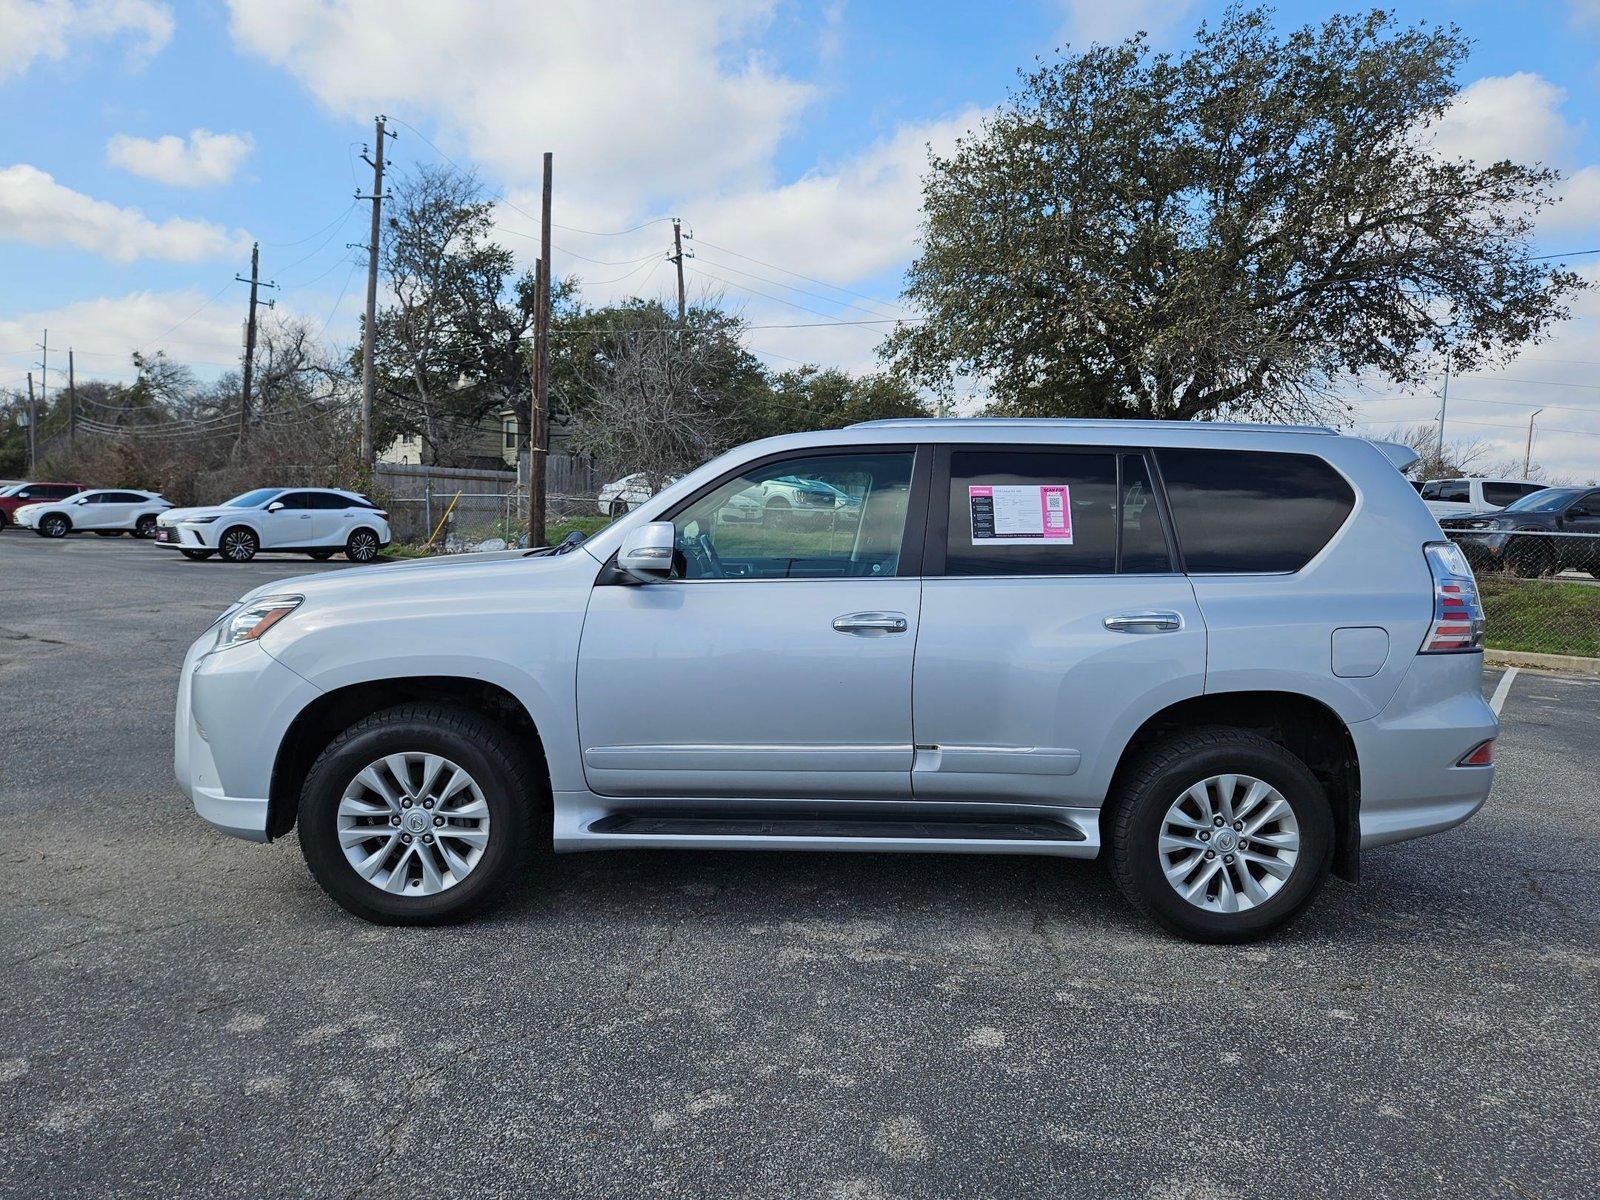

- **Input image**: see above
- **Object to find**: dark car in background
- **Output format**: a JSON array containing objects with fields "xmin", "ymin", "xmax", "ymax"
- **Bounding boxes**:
[
  {"xmin": 1440, "ymin": 486, "xmax": 1600, "ymax": 577},
  {"xmin": 0, "ymin": 482, "xmax": 86, "ymax": 530}
]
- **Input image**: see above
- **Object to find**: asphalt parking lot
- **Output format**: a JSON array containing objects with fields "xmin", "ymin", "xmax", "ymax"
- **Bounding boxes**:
[{"xmin": 2, "ymin": 533, "xmax": 1596, "ymax": 1199}]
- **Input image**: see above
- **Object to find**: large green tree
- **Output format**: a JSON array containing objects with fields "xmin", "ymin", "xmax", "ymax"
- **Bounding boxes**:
[
  {"xmin": 886, "ymin": 7, "xmax": 1586, "ymax": 422},
  {"xmin": 743, "ymin": 366, "xmax": 929, "ymax": 441}
]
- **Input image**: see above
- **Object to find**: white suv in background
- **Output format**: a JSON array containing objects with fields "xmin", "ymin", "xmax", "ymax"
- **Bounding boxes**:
[
  {"xmin": 1421, "ymin": 477, "xmax": 1548, "ymax": 520},
  {"xmin": 175, "ymin": 420, "xmax": 1497, "ymax": 942},
  {"xmin": 16, "ymin": 489, "xmax": 171, "ymax": 538},
  {"xmin": 155, "ymin": 488, "xmax": 390, "ymax": 563}
]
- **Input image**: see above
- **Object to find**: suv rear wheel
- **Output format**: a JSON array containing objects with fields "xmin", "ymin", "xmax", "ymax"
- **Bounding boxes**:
[
  {"xmin": 1108, "ymin": 727, "xmax": 1333, "ymax": 942},
  {"xmin": 298, "ymin": 703, "xmax": 537, "ymax": 924},
  {"xmin": 345, "ymin": 528, "xmax": 380, "ymax": 562}
]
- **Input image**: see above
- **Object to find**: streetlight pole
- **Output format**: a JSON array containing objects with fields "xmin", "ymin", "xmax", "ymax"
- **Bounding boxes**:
[{"xmin": 1523, "ymin": 408, "xmax": 1543, "ymax": 478}]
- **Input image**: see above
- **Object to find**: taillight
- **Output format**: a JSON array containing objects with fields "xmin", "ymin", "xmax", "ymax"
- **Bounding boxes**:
[
  {"xmin": 373, "ymin": 510, "xmax": 388, "ymax": 519},
  {"xmin": 1457, "ymin": 740, "xmax": 1494, "ymax": 766},
  {"xmin": 1420, "ymin": 542, "xmax": 1485, "ymax": 653}
]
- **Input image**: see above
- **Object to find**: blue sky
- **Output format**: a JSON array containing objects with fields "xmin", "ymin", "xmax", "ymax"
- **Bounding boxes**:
[{"xmin": 5, "ymin": 0, "xmax": 1600, "ymax": 476}]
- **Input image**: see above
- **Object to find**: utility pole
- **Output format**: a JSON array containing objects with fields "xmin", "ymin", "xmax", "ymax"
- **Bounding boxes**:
[
  {"xmin": 25, "ymin": 372, "xmax": 36, "ymax": 473},
  {"xmin": 359, "ymin": 115, "xmax": 394, "ymax": 465},
  {"xmin": 528, "ymin": 150, "xmax": 553, "ymax": 547},
  {"xmin": 1524, "ymin": 407, "xmax": 1543, "ymax": 477},
  {"xmin": 36, "ymin": 329, "xmax": 48, "ymax": 420},
  {"xmin": 668, "ymin": 217, "xmax": 690, "ymax": 331},
  {"xmin": 1435, "ymin": 351, "xmax": 1451, "ymax": 469},
  {"xmin": 235, "ymin": 242, "xmax": 277, "ymax": 448},
  {"xmin": 67, "ymin": 348, "xmax": 76, "ymax": 454}
]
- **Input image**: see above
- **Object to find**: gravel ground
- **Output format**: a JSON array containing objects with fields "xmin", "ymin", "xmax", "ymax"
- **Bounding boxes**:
[{"xmin": 1, "ymin": 534, "xmax": 1596, "ymax": 1200}]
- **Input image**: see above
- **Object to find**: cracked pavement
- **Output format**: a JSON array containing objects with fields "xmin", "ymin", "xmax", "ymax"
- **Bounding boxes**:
[{"xmin": 2, "ymin": 535, "xmax": 1597, "ymax": 1199}]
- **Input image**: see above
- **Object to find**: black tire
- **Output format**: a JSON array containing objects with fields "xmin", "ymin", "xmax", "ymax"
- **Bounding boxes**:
[
  {"xmin": 345, "ymin": 527, "xmax": 380, "ymax": 562},
  {"xmin": 39, "ymin": 514, "xmax": 70, "ymax": 538},
  {"xmin": 94, "ymin": 530, "xmax": 122, "ymax": 537},
  {"xmin": 218, "ymin": 525, "xmax": 258, "ymax": 562},
  {"xmin": 307, "ymin": 549, "xmax": 336, "ymax": 561},
  {"xmin": 134, "ymin": 514, "xmax": 157, "ymax": 539},
  {"xmin": 179, "ymin": 549, "xmax": 215, "ymax": 561},
  {"xmin": 1508, "ymin": 538, "xmax": 1555, "ymax": 578},
  {"xmin": 1107, "ymin": 727, "xmax": 1333, "ymax": 943},
  {"xmin": 0, "ymin": 510, "xmax": 10, "ymax": 530},
  {"xmin": 298, "ymin": 703, "xmax": 540, "ymax": 924}
]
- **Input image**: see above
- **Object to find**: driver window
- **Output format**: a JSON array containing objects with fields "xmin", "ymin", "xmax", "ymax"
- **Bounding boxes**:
[{"xmin": 671, "ymin": 452, "xmax": 914, "ymax": 580}]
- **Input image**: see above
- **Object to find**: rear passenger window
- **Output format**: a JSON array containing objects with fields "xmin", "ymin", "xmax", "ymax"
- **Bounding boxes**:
[
  {"xmin": 1482, "ymin": 483, "xmax": 1526, "ymax": 507},
  {"xmin": 1157, "ymin": 449, "xmax": 1355, "ymax": 574},
  {"xmin": 945, "ymin": 449, "xmax": 1121, "ymax": 576}
]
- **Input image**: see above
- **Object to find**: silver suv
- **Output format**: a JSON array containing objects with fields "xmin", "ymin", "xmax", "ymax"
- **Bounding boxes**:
[{"xmin": 175, "ymin": 419, "xmax": 1497, "ymax": 941}]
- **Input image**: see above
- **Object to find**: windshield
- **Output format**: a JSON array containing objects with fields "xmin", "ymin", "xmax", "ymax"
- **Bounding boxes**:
[
  {"xmin": 225, "ymin": 488, "xmax": 285, "ymax": 508},
  {"xmin": 1502, "ymin": 488, "xmax": 1581, "ymax": 513},
  {"xmin": 0, "ymin": 484, "xmax": 20, "ymax": 497}
]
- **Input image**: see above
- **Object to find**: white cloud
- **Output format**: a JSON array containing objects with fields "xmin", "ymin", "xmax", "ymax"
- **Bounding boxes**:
[
  {"xmin": 0, "ymin": 290, "xmax": 246, "ymax": 385},
  {"xmin": 1430, "ymin": 73, "xmax": 1572, "ymax": 164},
  {"xmin": 106, "ymin": 129, "xmax": 254, "ymax": 187},
  {"xmin": 0, "ymin": 164, "xmax": 250, "ymax": 262},
  {"xmin": 225, "ymin": 0, "xmax": 813, "ymax": 200},
  {"xmin": 0, "ymin": 0, "xmax": 173, "ymax": 81},
  {"xmin": 1056, "ymin": 0, "xmax": 1195, "ymax": 46}
]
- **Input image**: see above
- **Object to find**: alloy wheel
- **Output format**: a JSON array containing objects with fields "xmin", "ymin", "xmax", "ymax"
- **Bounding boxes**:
[
  {"xmin": 221, "ymin": 529, "xmax": 256, "ymax": 561},
  {"xmin": 1157, "ymin": 773, "xmax": 1300, "ymax": 913},
  {"xmin": 336, "ymin": 752, "xmax": 492, "ymax": 896},
  {"xmin": 348, "ymin": 530, "xmax": 379, "ymax": 562}
]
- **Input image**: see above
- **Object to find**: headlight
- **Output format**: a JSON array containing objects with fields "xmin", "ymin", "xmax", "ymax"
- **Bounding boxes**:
[
  {"xmin": 190, "ymin": 515, "xmax": 221, "ymax": 524},
  {"xmin": 212, "ymin": 595, "xmax": 302, "ymax": 651}
]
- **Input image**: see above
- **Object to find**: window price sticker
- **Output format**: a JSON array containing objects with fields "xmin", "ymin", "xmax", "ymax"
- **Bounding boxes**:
[{"xmin": 968, "ymin": 484, "xmax": 1073, "ymax": 544}]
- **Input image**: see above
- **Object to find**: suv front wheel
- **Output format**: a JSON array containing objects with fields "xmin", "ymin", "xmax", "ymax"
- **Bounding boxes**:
[
  {"xmin": 298, "ymin": 703, "xmax": 538, "ymax": 924},
  {"xmin": 1108, "ymin": 728, "xmax": 1333, "ymax": 942}
]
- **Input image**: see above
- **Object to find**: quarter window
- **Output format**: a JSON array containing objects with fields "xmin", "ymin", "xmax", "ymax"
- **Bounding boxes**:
[
  {"xmin": 1157, "ymin": 448, "xmax": 1355, "ymax": 573},
  {"xmin": 671, "ymin": 452, "xmax": 914, "ymax": 580}
]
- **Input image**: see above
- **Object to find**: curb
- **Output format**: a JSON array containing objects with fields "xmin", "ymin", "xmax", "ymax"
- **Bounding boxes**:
[{"xmin": 1485, "ymin": 648, "xmax": 1600, "ymax": 678}]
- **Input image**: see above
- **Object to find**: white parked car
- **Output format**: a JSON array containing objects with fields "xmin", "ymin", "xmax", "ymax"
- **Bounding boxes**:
[
  {"xmin": 597, "ymin": 472, "xmax": 679, "ymax": 517},
  {"xmin": 176, "ymin": 419, "xmax": 1496, "ymax": 942},
  {"xmin": 1421, "ymin": 477, "xmax": 1548, "ymax": 520},
  {"xmin": 155, "ymin": 487, "xmax": 390, "ymax": 563},
  {"xmin": 15, "ymin": 488, "xmax": 171, "ymax": 538}
]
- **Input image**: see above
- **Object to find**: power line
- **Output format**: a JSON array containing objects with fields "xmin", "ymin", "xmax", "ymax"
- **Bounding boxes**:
[
  {"xmin": 692, "ymin": 236, "xmax": 908, "ymax": 317},
  {"xmin": 690, "ymin": 248, "xmax": 902, "ymax": 321}
]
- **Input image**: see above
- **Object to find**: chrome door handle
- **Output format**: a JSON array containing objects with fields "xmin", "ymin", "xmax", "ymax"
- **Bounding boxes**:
[
  {"xmin": 1103, "ymin": 611, "xmax": 1183, "ymax": 633},
  {"xmin": 833, "ymin": 611, "xmax": 909, "ymax": 635}
]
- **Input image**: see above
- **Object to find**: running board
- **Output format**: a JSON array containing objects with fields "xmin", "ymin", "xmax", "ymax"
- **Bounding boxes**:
[{"xmin": 587, "ymin": 810, "xmax": 1086, "ymax": 842}]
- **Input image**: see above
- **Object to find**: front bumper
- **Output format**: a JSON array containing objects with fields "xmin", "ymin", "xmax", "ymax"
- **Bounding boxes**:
[
  {"xmin": 175, "ymin": 630, "xmax": 322, "ymax": 841},
  {"xmin": 155, "ymin": 522, "xmax": 219, "ymax": 549}
]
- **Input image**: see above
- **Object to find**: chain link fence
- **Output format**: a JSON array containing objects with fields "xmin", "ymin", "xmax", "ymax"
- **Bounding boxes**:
[
  {"xmin": 1444, "ymin": 528, "xmax": 1600, "ymax": 659},
  {"xmin": 384, "ymin": 486, "xmax": 603, "ymax": 550}
]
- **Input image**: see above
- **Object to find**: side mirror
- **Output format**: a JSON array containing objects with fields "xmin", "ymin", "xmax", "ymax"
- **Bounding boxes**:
[
  {"xmin": 616, "ymin": 521, "xmax": 676, "ymax": 582},
  {"xmin": 266, "ymin": 501, "xmax": 285, "ymax": 513}
]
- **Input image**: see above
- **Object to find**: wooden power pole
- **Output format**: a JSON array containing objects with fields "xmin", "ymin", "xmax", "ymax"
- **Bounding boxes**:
[
  {"xmin": 25, "ymin": 371, "xmax": 36, "ymax": 474},
  {"xmin": 67, "ymin": 348, "xmax": 76, "ymax": 453},
  {"xmin": 527, "ymin": 151, "xmax": 553, "ymax": 547},
  {"xmin": 359, "ymin": 115, "xmax": 393, "ymax": 465},
  {"xmin": 669, "ymin": 217, "xmax": 688, "ymax": 330},
  {"xmin": 235, "ymin": 241, "xmax": 276, "ymax": 448}
]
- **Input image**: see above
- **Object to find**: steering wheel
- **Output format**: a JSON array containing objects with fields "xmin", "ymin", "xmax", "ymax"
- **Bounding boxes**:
[{"xmin": 694, "ymin": 531, "xmax": 726, "ymax": 578}]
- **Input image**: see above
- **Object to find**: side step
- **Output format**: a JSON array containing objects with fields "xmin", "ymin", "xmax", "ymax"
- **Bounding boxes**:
[{"xmin": 587, "ymin": 810, "xmax": 1086, "ymax": 842}]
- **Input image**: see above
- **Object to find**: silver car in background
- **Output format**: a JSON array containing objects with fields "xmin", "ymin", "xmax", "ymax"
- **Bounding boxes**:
[{"xmin": 175, "ymin": 419, "xmax": 1496, "ymax": 941}]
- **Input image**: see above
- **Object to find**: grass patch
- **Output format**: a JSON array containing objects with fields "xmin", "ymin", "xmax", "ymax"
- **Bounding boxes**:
[{"xmin": 1478, "ymin": 572, "xmax": 1600, "ymax": 658}]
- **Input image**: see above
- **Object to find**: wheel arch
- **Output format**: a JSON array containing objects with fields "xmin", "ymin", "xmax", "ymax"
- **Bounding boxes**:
[
  {"xmin": 267, "ymin": 675, "xmax": 549, "ymax": 839},
  {"xmin": 1106, "ymin": 690, "xmax": 1362, "ymax": 882}
]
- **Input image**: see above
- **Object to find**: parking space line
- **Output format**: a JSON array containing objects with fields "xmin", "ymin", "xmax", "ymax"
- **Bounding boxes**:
[{"xmin": 1490, "ymin": 667, "xmax": 1519, "ymax": 716}]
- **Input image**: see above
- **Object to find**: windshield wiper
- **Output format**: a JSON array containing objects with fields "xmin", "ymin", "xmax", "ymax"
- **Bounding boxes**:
[{"xmin": 523, "ymin": 529, "xmax": 588, "ymax": 557}]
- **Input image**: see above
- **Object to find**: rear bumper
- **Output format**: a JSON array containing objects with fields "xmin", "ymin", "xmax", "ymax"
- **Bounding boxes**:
[{"xmin": 1350, "ymin": 652, "xmax": 1497, "ymax": 849}]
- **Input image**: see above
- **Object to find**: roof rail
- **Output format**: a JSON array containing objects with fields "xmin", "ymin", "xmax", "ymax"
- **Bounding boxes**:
[{"xmin": 847, "ymin": 417, "xmax": 1338, "ymax": 434}]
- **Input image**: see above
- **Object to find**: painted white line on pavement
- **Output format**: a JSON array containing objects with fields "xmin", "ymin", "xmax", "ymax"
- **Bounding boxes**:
[{"xmin": 1490, "ymin": 667, "xmax": 1518, "ymax": 717}]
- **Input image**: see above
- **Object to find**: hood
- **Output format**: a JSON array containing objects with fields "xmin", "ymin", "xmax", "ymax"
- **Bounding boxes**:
[
  {"xmin": 162, "ymin": 504, "xmax": 243, "ymax": 523},
  {"xmin": 231, "ymin": 547, "xmax": 566, "ymax": 608}
]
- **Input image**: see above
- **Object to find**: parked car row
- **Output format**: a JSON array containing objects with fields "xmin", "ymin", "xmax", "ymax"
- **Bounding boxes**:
[{"xmin": 0, "ymin": 482, "xmax": 392, "ymax": 563}]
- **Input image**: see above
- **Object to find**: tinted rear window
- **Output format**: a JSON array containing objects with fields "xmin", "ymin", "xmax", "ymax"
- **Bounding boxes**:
[
  {"xmin": 1482, "ymin": 482, "xmax": 1530, "ymax": 507},
  {"xmin": 1157, "ymin": 449, "xmax": 1355, "ymax": 573}
]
